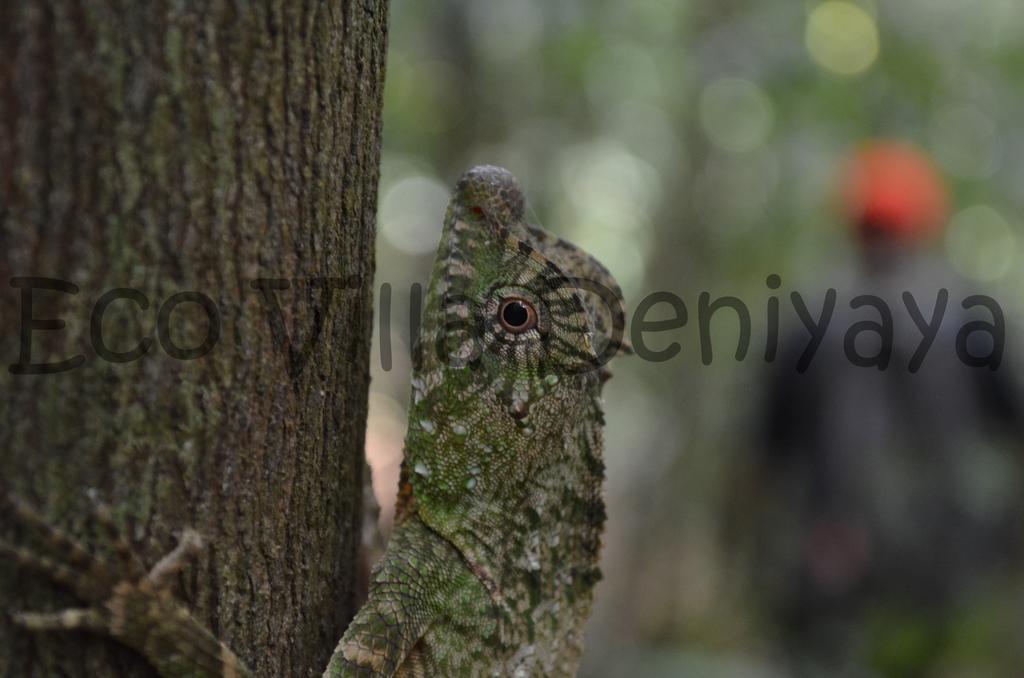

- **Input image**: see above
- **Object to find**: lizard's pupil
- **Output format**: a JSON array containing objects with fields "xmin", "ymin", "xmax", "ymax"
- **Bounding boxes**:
[
  {"xmin": 499, "ymin": 299, "xmax": 536, "ymax": 333},
  {"xmin": 503, "ymin": 303, "xmax": 528, "ymax": 327}
]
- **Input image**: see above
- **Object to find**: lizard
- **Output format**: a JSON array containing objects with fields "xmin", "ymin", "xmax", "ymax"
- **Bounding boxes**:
[{"xmin": 1, "ymin": 165, "xmax": 629, "ymax": 677}]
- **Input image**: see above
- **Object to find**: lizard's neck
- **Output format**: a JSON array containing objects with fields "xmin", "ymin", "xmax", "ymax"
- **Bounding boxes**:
[
  {"xmin": 403, "ymin": 383, "xmax": 606, "ymax": 674},
  {"xmin": 403, "ymin": 366, "xmax": 606, "ymax": 586}
]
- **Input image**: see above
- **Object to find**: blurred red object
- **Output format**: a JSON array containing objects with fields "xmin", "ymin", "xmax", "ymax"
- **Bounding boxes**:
[{"xmin": 841, "ymin": 141, "xmax": 949, "ymax": 241}]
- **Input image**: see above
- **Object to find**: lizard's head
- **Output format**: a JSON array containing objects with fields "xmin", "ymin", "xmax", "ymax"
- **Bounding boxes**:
[
  {"xmin": 439, "ymin": 165, "xmax": 629, "ymax": 374},
  {"xmin": 402, "ymin": 165, "xmax": 627, "ymax": 559}
]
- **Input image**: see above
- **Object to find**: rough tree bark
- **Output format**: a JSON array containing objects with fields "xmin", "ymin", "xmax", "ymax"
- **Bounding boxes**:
[{"xmin": 0, "ymin": 1, "xmax": 387, "ymax": 675}]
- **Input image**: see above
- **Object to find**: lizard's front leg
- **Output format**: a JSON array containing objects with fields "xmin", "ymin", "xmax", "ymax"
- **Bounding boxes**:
[
  {"xmin": 324, "ymin": 516, "xmax": 497, "ymax": 678},
  {"xmin": 1, "ymin": 493, "xmax": 252, "ymax": 678}
]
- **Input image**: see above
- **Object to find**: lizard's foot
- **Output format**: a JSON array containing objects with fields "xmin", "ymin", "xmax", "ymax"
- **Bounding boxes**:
[
  {"xmin": 1, "ymin": 491, "xmax": 201, "ymax": 614},
  {"xmin": 0, "ymin": 492, "xmax": 239, "ymax": 675}
]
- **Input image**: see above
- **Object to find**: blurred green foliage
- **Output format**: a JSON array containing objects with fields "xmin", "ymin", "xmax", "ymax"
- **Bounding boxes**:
[{"xmin": 368, "ymin": 1, "xmax": 1024, "ymax": 675}]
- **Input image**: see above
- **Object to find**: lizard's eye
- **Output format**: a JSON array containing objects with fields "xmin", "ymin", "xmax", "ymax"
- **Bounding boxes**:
[
  {"xmin": 498, "ymin": 298, "xmax": 538, "ymax": 334},
  {"xmin": 470, "ymin": 206, "xmax": 485, "ymax": 217}
]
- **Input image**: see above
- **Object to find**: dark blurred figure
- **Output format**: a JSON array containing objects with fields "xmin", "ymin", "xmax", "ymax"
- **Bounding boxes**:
[{"xmin": 752, "ymin": 142, "xmax": 1024, "ymax": 677}]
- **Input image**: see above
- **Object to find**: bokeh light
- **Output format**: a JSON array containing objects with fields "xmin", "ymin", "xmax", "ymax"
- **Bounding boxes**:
[
  {"xmin": 379, "ymin": 175, "xmax": 449, "ymax": 255},
  {"xmin": 946, "ymin": 205, "xmax": 1017, "ymax": 282},
  {"xmin": 555, "ymin": 141, "xmax": 660, "ymax": 296},
  {"xmin": 805, "ymin": 1, "xmax": 880, "ymax": 76},
  {"xmin": 698, "ymin": 78, "xmax": 775, "ymax": 154},
  {"xmin": 365, "ymin": 391, "xmax": 408, "ymax": 530}
]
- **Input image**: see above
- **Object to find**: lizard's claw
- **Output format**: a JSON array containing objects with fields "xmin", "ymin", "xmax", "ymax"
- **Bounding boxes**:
[
  {"xmin": 1, "ymin": 492, "xmax": 201, "ymax": 639},
  {"xmin": 10, "ymin": 608, "xmax": 106, "ymax": 632},
  {"xmin": 1, "ymin": 492, "xmax": 253, "ymax": 676}
]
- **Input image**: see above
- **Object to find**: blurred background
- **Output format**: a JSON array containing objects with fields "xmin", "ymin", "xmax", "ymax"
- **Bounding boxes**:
[{"xmin": 366, "ymin": 1, "xmax": 1024, "ymax": 676}]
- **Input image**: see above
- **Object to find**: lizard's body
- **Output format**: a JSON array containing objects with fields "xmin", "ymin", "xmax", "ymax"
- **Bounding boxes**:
[{"xmin": 4, "ymin": 166, "xmax": 626, "ymax": 677}]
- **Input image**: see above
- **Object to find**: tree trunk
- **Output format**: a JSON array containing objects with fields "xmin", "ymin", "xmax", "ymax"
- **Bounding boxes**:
[{"xmin": 0, "ymin": 1, "xmax": 387, "ymax": 675}]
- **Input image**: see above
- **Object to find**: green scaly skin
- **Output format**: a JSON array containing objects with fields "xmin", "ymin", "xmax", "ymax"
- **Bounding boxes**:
[{"xmin": 3, "ymin": 166, "xmax": 627, "ymax": 677}]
